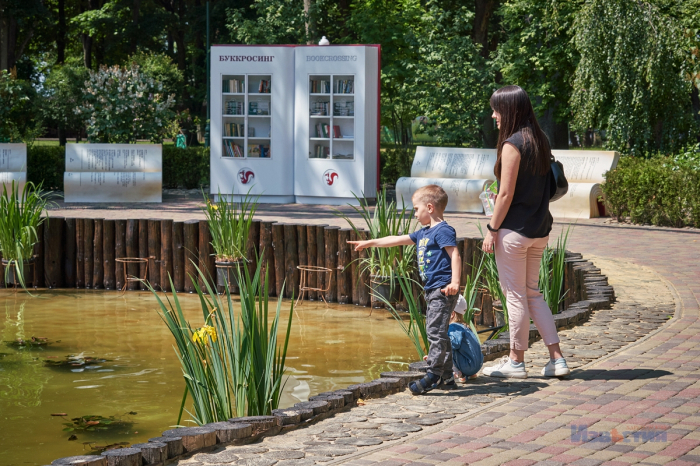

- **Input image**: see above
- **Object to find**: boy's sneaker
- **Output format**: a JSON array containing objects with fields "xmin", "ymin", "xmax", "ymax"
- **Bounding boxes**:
[
  {"xmin": 541, "ymin": 358, "xmax": 570, "ymax": 377},
  {"xmin": 409, "ymin": 372, "xmax": 442, "ymax": 395},
  {"xmin": 441, "ymin": 373, "xmax": 455, "ymax": 387},
  {"xmin": 482, "ymin": 356, "xmax": 528, "ymax": 379}
]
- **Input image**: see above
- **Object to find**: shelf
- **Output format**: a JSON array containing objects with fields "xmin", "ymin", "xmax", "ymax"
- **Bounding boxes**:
[
  {"xmin": 310, "ymin": 93, "xmax": 330, "ymax": 96},
  {"xmin": 333, "ymin": 115, "xmax": 354, "ymax": 119},
  {"xmin": 333, "ymin": 93, "xmax": 354, "ymax": 96},
  {"xmin": 223, "ymin": 114, "xmax": 245, "ymax": 117},
  {"xmin": 310, "ymin": 137, "xmax": 330, "ymax": 141},
  {"xmin": 310, "ymin": 115, "xmax": 330, "ymax": 118},
  {"xmin": 222, "ymin": 93, "xmax": 245, "ymax": 96},
  {"xmin": 249, "ymin": 93, "xmax": 271, "ymax": 96},
  {"xmin": 249, "ymin": 137, "xmax": 271, "ymax": 140},
  {"xmin": 248, "ymin": 115, "xmax": 271, "ymax": 118},
  {"xmin": 223, "ymin": 137, "xmax": 245, "ymax": 140},
  {"xmin": 333, "ymin": 138, "xmax": 354, "ymax": 141}
]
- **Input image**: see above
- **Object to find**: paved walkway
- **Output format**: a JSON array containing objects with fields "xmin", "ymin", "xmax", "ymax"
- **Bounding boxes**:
[{"xmin": 47, "ymin": 197, "xmax": 700, "ymax": 465}]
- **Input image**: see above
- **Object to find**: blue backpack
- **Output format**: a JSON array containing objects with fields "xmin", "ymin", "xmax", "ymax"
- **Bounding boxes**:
[{"xmin": 449, "ymin": 323, "xmax": 484, "ymax": 377}]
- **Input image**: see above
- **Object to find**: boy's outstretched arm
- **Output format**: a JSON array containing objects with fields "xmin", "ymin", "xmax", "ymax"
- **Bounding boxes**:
[
  {"xmin": 348, "ymin": 235, "xmax": 414, "ymax": 251},
  {"xmin": 441, "ymin": 246, "xmax": 461, "ymax": 296}
]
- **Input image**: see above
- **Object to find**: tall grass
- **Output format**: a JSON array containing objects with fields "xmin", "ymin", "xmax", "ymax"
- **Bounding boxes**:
[
  {"xmin": 337, "ymin": 188, "xmax": 415, "ymax": 284},
  {"xmin": 539, "ymin": 226, "xmax": 572, "ymax": 314},
  {"xmin": 376, "ymin": 273, "xmax": 428, "ymax": 359},
  {"xmin": 477, "ymin": 225, "xmax": 509, "ymax": 337},
  {"xmin": 462, "ymin": 255, "xmax": 485, "ymax": 336},
  {"xmin": 147, "ymin": 259, "xmax": 293, "ymax": 424},
  {"xmin": 0, "ymin": 181, "xmax": 53, "ymax": 288},
  {"xmin": 202, "ymin": 188, "xmax": 258, "ymax": 261}
]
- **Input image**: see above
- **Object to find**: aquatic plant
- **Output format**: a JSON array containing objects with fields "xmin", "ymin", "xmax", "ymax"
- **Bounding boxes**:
[
  {"xmin": 337, "ymin": 188, "xmax": 416, "ymax": 288},
  {"xmin": 0, "ymin": 181, "xmax": 53, "ymax": 289},
  {"xmin": 376, "ymin": 273, "xmax": 428, "ymax": 359},
  {"xmin": 147, "ymin": 259, "xmax": 293, "ymax": 424},
  {"xmin": 478, "ymin": 225, "xmax": 509, "ymax": 337},
  {"xmin": 202, "ymin": 188, "xmax": 258, "ymax": 262},
  {"xmin": 462, "ymin": 254, "xmax": 485, "ymax": 336},
  {"xmin": 539, "ymin": 226, "xmax": 572, "ymax": 314}
]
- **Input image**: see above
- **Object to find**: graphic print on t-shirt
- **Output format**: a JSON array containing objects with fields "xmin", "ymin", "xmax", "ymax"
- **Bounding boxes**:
[{"xmin": 417, "ymin": 237, "xmax": 430, "ymax": 281}]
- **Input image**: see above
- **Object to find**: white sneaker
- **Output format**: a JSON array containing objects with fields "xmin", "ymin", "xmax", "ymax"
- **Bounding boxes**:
[
  {"xmin": 541, "ymin": 358, "xmax": 570, "ymax": 377},
  {"xmin": 482, "ymin": 356, "xmax": 528, "ymax": 379}
]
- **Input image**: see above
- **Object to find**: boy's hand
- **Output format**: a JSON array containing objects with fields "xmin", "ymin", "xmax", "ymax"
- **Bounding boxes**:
[
  {"xmin": 441, "ymin": 282, "xmax": 460, "ymax": 296},
  {"xmin": 347, "ymin": 240, "xmax": 369, "ymax": 251}
]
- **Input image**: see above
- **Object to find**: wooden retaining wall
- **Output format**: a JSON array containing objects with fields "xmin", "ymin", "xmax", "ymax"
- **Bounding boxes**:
[{"xmin": 4, "ymin": 219, "xmax": 576, "ymax": 317}]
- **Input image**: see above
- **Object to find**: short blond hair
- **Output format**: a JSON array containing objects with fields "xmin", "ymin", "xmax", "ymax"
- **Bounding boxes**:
[{"xmin": 412, "ymin": 185, "xmax": 448, "ymax": 212}]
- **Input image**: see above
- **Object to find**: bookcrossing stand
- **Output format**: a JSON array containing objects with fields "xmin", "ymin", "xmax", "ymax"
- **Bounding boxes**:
[{"xmin": 210, "ymin": 44, "xmax": 380, "ymax": 205}]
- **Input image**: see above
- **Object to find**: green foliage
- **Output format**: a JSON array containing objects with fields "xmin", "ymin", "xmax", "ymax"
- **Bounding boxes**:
[
  {"xmin": 380, "ymin": 147, "xmax": 415, "ymax": 186},
  {"xmin": 126, "ymin": 51, "xmax": 184, "ymax": 100},
  {"xmin": 338, "ymin": 188, "xmax": 416, "ymax": 280},
  {"xmin": 76, "ymin": 64, "xmax": 176, "ymax": 143},
  {"xmin": 570, "ymin": 0, "xmax": 697, "ymax": 155},
  {"xmin": 0, "ymin": 182, "xmax": 53, "ymax": 289},
  {"xmin": 603, "ymin": 155, "xmax": 700, "ymax": 228},
  {"xmin": 227, "ymin": 0, "xmax": 307, "ymax": 44},
  {"xmin": 495, "ymin": 0, "xmax": 582, "ymax": 123},
  {"xmin": 150, "ymin": 261, "xmax": 293, "ymax": 424},
  {"xmin": 0, "ymin": 71, "xmax": 40, "ymax": 143},
  {"xmin": 39, "ymin": 64, "xmax": 89, "ymax": 140},
  {"xmin": 27, "ymin": 146, "xmax": 65, "ymax": 190},
  {"xmin": 162, "ymin": 146, "xmax": 210, "ymax": 189},
  {"xmin": 378, "ymin": 274, "xmax": 428, "ymax": 359},
  {"xmin": 462, "ymin": 255, "xmax": 485, "ymax": 337},
  {"xmin": 413, "ymin": 1, "xmax": 493, "ymax": 146},
  {"xmin": 539, "ymin": 226, "xmax": 571, "ymax": 314},
  {"xmin": 203, "ymin": 188, "xmax": 259, "ymax": 262}
]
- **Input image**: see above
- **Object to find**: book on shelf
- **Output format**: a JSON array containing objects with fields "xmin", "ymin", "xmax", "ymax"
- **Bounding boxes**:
[
  {"xmin": 342, "ymin": 134, "xmax": 353, "ymax": 139},
  {"xmin": 335, "ymin": 79, "xmax": 354, "ymax": 94},
  {"xmin": 333, "ymin": 153, "xmax": 353, "ymax": 160},
  {"xmin": 247, "ymin": 144, "xmax": 271, "ymax": 158},
  {"xmin": 333, "ymin": 125, "xmax": 341, "ymax": 138},
  {"xmin": 223, "ymin": 78, "xmax": 244, "ymax": 93},
  {"xmin": 225, "ymin": 100, "xmax": 243, "ymax": 115},
  {"xmin": 310, "ymin": 101, "xmax": 330, "ymax": 116},
  {"xmin": 309, "ymin": 80, "xmax": 331, "ymax": 93},
  {"xmin": 224, "ymin": 123, "xmax": 245, "ymax": 137},
  {"xmin": 248, "ymin": 127, "xmax": 255, "ymax": 137},
  {"xmin": 311, "ymin": 145, "xmax": 330, "ymax": 159},
  {"xmin": 248, "ymin": 100, "xmax": 270, "ymax": 116},
  {"xmin": 333, "ymin": 101, "xmax": 354, "ymax": 116},
  {"xmin": 223, "ymin": 140, "xmax": 244, "ymax": 157},
  {"xmin": 257, "ymin": 79, "xmax": 271, "ymax": 93}
]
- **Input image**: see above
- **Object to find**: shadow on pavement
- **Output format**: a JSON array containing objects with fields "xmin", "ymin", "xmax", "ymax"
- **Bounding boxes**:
[{"xmin": 569, "ymin": 368, "xmax": 673, "ymax": 380}]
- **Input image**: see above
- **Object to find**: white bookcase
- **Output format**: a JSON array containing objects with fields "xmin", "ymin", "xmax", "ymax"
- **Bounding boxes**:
[
  {"xmin": 294, "ymin": 46, "xmax": 380, "ymax": 205},
  {"xmin": 211, "ymin": 46, "xmax": 295, "ymax": 203},
  {"xmin": 210, "ymin": 44, "xmax": 379, "ymax": 205}
]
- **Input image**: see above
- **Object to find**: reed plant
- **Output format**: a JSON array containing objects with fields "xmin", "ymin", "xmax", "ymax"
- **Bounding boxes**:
[
  {"xmin": 462, "ymin": 255, "xmax": 485, "ymax": 336},
  {"xmin": 539, "ymin": 226, "xmax": 572, "ymax": 314},
  {"xmin": 202, "ymin": 188, "xmax": 258, "ymax": 262},
  {"xmin": 477, "ymin": 225, "xmax": 509, "ymax": 337},
  {"xmin": 147, "ymin": 259, "xmax": 293, "ymax": 425},
  {"xmin": 376, "ymin": 273, "xmax": 428, "ymax": 359},
  {"xmin": 338, "ymin": 188, "xmax": 416, "ymax": 287},
  {"xmin": 0, "ymin": 181, "xmax": 53, "ymax": 289}
]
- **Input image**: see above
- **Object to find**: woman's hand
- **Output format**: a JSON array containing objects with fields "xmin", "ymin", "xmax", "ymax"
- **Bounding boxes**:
[{"xmin": 482, "ymin": 230, "xmax": 496, "ymax": 254}]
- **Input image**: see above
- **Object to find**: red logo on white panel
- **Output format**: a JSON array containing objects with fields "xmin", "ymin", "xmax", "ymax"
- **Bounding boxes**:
[
  {"xmin": 238, "ymin": 168, "xmax": 255, "ymax": 184},
  {"xmin": 324, "ymin": 169, "xmax": 339, "ymax": 186}
]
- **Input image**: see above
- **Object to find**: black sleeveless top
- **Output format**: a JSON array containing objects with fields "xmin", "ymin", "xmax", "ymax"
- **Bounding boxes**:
[{"xmin": 496, "ymin": 129, "xmax": 553, "ymax": 238}]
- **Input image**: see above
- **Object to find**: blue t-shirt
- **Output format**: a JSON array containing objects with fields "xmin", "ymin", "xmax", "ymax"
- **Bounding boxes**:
[{"xmin": 408, "ymin": 221, "xmax": 457, "ymax": 290}]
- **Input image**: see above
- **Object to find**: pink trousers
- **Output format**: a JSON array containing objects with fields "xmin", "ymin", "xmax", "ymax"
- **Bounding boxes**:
[{"xmin": 495, "ymin": 229, "xmax": 560, "ymax": 351}]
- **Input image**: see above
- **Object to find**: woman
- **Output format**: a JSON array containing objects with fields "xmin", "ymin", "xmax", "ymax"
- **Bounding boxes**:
[{"xmin": 481, "ymin": 85, "xmax": 569, "ymax": 379}]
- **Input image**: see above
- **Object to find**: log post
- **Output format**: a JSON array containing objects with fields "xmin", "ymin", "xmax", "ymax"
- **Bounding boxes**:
[
  {"xmin": 32, "ymin": 222, "xmax": 44, "ymax": 288},
  {"xmin": 83, "ymin": 219, "xmax": 94, "ymax": 288},
  {"xmin": 148, "ymin": 219, "xmax": 161, "ymax": 290},
  {"xmin": 315, "ymin": 225, "xmax": 327, "ymax": 299},
  {"xmin": 271, "ymin": 223, "xmax": 285, "ymax": 297},
  {"xmin": 63, "ymin": 218, "xmax": 77, "ymax": 288},
  {"xmin": 198, "ymin": 220, "xmax": 215, "ymax": 290},
  {"xmin": 43, "ymin": 216, "xmax": 63, "ymax": 288},
  {"xmin": 463, "ymin": 238, "xmax": 476, "ymax": 282},
  {"xmin": 75, "ymin": 218, "xmax": 84, "ymax": 288},
  {"xmin": 350, "ymin": 230, "xmax": 360, "ymax": 305},
  {"xmin": 173, "ymin": 221, "xmax": 185, "ymax": 292},
  {"xmin": 126, "ymin": 219, "xmax": 139, "ymax": 290},
  {"xmin": 103, "ymin": 220, "xmax": 116, "ymax": 290},
  {"xmin": 115, "ymin": 220, "xmax": 127, "ymax": 291},
  {"xmin": 306, "ymin": 225, "xmax": 317, "ymax": 300},
  {"xmin": 337, "ymin": 228, "xmax": 352, "ymax": 304},
  {"xmin": 92, "ymin": 219, "xmax": 103, "ymax": 289},
  {"xmin": 246, "ymin": 220, "xmax": 261, "ymax": 279},
  {"xmin": 259, "ymin": 221, "xmax": 276, "ymax": 295},
  {"xmin": 183, "ymin": 220, "xmax": 199, "ymax": 292},
  {"xmin": 283, "ymin": 224, "xmax": 299, "ymax": 299},
  {"xmin": 138, "ymin": 219, "xmax": 149, "ymax": 290},
  {"xmin": 358, "ymin": 230, "xmax": 370, "ymax": 307},
  {"xmin": 324, "ymin": 226, "xmax": 340, "ymax": 303},
  {"xmin": 296, "ymin": 224, "xmax": 307, "ymax": 299},
  {"xmin": 161, "ymin": 219, "xmax": 173, "ymax": 292}
]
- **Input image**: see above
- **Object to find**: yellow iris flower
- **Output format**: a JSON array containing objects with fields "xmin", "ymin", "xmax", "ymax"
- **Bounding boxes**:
[{"xmin": 192, "ymin": 325, "xmax": 218, "ymax": 345}]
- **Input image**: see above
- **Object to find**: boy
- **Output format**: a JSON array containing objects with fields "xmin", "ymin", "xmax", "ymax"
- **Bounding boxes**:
[
  {"xmin": 348, "ymin": 185, "xmax": 461, "ymax": 394},
  {"xmin": 448, "ymin": 295, "xmax": 483, "ymax": 382}
]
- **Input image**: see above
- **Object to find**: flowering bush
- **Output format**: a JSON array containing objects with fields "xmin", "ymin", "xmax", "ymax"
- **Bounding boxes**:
[{"xmin": 75, "ymin": 64, "xmax": 176, "ymax": 143}]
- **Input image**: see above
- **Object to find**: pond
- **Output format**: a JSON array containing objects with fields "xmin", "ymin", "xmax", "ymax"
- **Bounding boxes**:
[{"xmin": 0, "ymin": 290, "xmax": 417, "ymax": 466}]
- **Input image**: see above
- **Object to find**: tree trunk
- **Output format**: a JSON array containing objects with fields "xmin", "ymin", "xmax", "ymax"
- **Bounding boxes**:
[
  {"xmin": 482, "ymin": 113, "xmax": 498, "ymax": 148},
  {"xmin": 130, "ymin": 0, "xmax": 141, "ymax": 54},
  {"xmin": 692, "ymin": 87, "xmax": 700, "ymax": 142},
  {"xmin": 57, "ymin": 0, "xmax": 66, "ymax": 63},
  {"xmin": 473, "ymin": 0, "xmax": 499, "ymax": 58},
  {"xmin": 539, "ymin": 106, "xmax": 569, "ymax": 150}
]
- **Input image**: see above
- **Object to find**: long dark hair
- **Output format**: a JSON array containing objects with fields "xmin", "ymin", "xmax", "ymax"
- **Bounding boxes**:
[{"xmin": 490, "ymin": 85, "xmax": 551, "ymax": 179}]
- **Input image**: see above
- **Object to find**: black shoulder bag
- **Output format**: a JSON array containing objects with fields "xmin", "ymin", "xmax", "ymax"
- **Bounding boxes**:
[{"xmin": 549, "ymin": 155, "xmax": 568, "ymax": 202}]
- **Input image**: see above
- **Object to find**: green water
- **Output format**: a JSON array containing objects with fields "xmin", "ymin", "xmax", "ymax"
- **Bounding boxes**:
[{"xmin": 0, "ymin": 290, "xmax": 416, "ymax": 466}]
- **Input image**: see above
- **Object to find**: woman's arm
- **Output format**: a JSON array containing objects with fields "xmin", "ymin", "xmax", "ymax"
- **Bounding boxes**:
[
  {"xmin": 483, "ymin": 143, "xmax": 520, "ymax": 253},
  {"xmin": 348, "ymin": 234, "xmax": 414, "ymax": 251}
]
